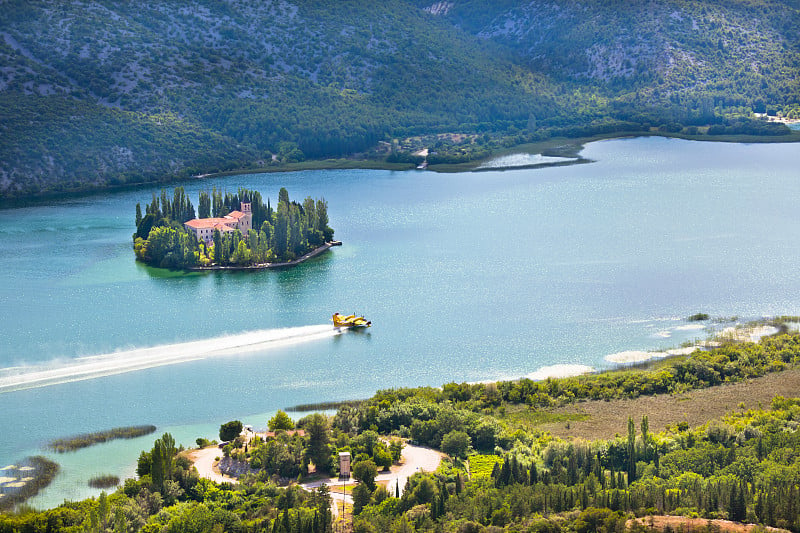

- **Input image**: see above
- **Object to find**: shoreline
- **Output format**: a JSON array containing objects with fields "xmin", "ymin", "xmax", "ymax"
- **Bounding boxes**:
[
  {"xmin": 182, "ymin": 130, "xmax": 800, "ymax": 177},
  {"xmin": 8, "ymin": 320, "xmax": 794, "ymax": 510},
  {"xmin": 2, "ymin": 131, "xmax": 800, "ymax": 208},
  {"xmin": 186, "ymin": 241, "xmax": 341, "ymax": 272}
]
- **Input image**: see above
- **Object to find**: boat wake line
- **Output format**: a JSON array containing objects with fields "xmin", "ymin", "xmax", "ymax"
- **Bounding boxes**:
[{"xmin": 0, "ymin": 325, "xmax": 341, "ymax": 394}]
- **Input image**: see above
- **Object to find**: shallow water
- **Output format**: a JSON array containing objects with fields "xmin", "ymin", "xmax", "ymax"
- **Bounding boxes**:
[
  {"xmin": 1, "ymin": 136, "xmax": 799, "ymax": 507},
  {"xmin": 476, "ymin": 152, "xmax": 576, "ymax": 168}
]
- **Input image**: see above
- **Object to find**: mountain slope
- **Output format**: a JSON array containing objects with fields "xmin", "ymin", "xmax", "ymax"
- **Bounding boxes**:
[
  {"xmin": 1, "ymin": 0, "xmax": 798, "ymax": 198},
  {"xmin": 428, "ymin": 0, "xmax": 800, "ymax": 100}
]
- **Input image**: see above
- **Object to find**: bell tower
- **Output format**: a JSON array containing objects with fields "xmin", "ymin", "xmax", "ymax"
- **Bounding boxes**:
[{"xmin": 240, "ymin": 202, "xmax": 252, "ymax": 231}]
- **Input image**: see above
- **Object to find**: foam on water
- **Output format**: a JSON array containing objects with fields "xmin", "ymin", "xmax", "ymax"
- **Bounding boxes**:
[
  {"xmin": 470, "ymin": 364, "xmax": 594, "ymax": 384},
  {"xmin": 605, "ymin": 346, "xmax": 699, "ymax": 364},
  {"xmin": 675, "ymin": 324, "xmax": 706, "ymax": 331},
  {"xmin": 0, "ymin": 325, "xmax": 340, "ymax": 394},
  {"xmin": 524, "ymin": 364, "xmax": 594, "ymax": 380}
]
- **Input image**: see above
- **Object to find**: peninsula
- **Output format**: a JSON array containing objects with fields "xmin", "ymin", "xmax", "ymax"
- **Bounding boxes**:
[{"xmin": 133, "ymin": 187, "xmax": 336, "ymax": 270}]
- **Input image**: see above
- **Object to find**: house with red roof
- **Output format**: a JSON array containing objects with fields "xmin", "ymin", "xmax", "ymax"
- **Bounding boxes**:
[{"xmin": 184, "ymin": 202, "xmax": 252, "ymax": 243}]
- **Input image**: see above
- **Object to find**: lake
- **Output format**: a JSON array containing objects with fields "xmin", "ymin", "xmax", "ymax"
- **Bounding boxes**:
[{"xmin": 1, "ymin": 136, "xmax": 799, "ymax": 507}]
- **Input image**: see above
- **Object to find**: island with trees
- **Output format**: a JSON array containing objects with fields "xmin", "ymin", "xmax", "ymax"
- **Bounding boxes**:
[{"xmin": 133, "ymin": 187, "xmax": 336, "ymax": 270}]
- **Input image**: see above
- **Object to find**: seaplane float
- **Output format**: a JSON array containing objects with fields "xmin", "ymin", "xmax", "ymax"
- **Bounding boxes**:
[{"xmin": 332, "ymin": 313, "xmax": 371, "ymax": 329}]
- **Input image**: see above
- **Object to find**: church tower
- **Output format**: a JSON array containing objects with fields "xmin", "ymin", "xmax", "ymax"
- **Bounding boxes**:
[{"xmin": 240, "ymin": 202, "xmax": 252, "ymax": 231}]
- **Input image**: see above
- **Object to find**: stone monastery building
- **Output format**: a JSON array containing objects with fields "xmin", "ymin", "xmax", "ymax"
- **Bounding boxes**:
[{"xmin": 184, "ymin": 202, "xmax": 252, "ymax": 243}]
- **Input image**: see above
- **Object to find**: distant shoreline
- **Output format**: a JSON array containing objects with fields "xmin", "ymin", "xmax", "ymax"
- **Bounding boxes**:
[
  {"xmin": 191, "ymin": 130, "xmax": 800, "ymax": 177},
  {"xmin": 2, "ymin": 132, "xmax": 799, "ymax": 208},
  {"xmin": 186, "ymin": 241, "xmax": 341, "ymax": 272}
]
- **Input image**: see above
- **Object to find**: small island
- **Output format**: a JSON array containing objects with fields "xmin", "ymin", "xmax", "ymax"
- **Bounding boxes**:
[{"xmin": 133, "ymin": 187, "xmax": 336, "ymax": 270}]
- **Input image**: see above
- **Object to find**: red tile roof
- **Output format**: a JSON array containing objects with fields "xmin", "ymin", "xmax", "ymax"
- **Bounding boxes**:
[{"xmin": 184, "ymin": 218, "xmax": 237, "ymax": 231}]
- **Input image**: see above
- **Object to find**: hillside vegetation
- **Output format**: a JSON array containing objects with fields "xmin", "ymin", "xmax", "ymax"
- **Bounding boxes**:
[
  {"xmin": 2, "ymin": 330, "xmax": 800, "ymax": 530},
  {"xmin": 1, "ymin": 0, "xmax": 798, "ymax": 198}
]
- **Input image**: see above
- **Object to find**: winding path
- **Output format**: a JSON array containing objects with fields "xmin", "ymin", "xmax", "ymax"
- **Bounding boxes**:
[
  {"xmin": 377, "ymin": 444, "xmax": 444, "ymax": 497},
  {"xmin": 185, "ymin": 446, "xmax": 238, "ymax": 484}
]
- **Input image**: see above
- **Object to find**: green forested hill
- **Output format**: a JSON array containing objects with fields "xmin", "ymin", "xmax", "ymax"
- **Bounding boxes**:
[
  {"xmin": 1, "ymin": 0, "xmax": 798, "ymax": 198},
  {"xmin": 430, "ymin": 0, "xmax": 800, "ymax": 112}
]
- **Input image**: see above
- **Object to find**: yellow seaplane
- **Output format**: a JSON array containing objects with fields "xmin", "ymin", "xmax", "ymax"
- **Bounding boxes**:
[{"xmin": 332, "ymin": 313, "xmax": 372, "ymax": 329}]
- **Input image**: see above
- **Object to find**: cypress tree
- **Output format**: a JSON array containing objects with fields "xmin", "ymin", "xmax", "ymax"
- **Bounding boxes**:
[
  {"xmin": 150, "ymin": 444, "xmax": 164, "ymax": 492},
  {"xmin": 512, "ymin": 455, "xmax": 523, "ymax": 484},
  {"xmin": 491, "ymin": 462, "xmax": 501, "ymax": 485},
  {"xmin": 627, "ymin": 416, "xmax": 636, "ymax": 483},
  {"xmin": 499, "ymin": 458, "xmax": 512, "ymax": 487},
  {"xmin": 729, "ymin": 483, "xmax": 739, "ymax": 521},
  {"xmin": 199, "ymin": 191, "xmax": 211, "ymax": 219},
  {"xmin": 641, "ymin": 415, "xmax": 650, "ymax": 461},
  {"xmin": 765, "ymin": 487, "xmax": 775, "ymax": 525},
  {"xmin": 737, "ymin": 482, "xmax": 747, "ymax": 522},
  {"xmin": 282, "ymin": 509, "xmax": 290, "ymax": 533},
  {"xmin": 754, "ymin": 490, "xmax": 764, "ymax": 522},
  {"xmin": 567, "ymin": 453, "xmax": 578, "ymax": 485}
]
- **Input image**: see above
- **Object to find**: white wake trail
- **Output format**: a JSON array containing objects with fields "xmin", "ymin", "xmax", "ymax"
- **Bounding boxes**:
[{"xmin": 0, "ymin": 325, "xmax": 340, "ymax": 394}]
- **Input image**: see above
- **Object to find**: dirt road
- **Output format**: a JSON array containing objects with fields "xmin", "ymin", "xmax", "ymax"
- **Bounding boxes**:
[{"xmin": 185, "ymin": 446, "xmax": 238, "ymax": 484}]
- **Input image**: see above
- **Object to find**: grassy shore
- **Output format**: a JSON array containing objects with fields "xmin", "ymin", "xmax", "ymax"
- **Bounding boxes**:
[{"xmin": 514, "ymin": 366, "xmax": 800, "ymax": 440}]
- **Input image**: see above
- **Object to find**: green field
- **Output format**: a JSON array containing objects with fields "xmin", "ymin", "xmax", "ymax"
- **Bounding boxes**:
[{"xmin": 467, "ymin": 454, "xmax": 502, "ymax": 480}]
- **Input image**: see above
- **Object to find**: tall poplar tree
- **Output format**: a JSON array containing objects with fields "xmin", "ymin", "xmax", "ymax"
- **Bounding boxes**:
[
  {"xmin": 641, "ymin": 415, "xmax": 650, "ymax": 461},
  {"xmin": 627, "ymin": 417, "xmax": 636, "ymax": 483},
  {"xmin": 198, "ymin": 191, "xmax": 211, "ymax": 219},
  {"xmin": 274, "ymin": 206, "xmax": 289, "ymax": 259}
]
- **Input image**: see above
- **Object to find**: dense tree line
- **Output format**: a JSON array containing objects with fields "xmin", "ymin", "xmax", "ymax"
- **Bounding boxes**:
[
  {"xmin": 132, "ymin": 187, "xmax": 334, "ymax": 269},
  {"xmin": 346, "ymin": 398, "xmax": 800, "ymax": 531}
]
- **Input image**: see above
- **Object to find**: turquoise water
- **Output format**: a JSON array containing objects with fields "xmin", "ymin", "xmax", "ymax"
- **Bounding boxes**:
[{"xmin": 1, "ymin": 136, "xmax": 799, "ymax": 507}]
